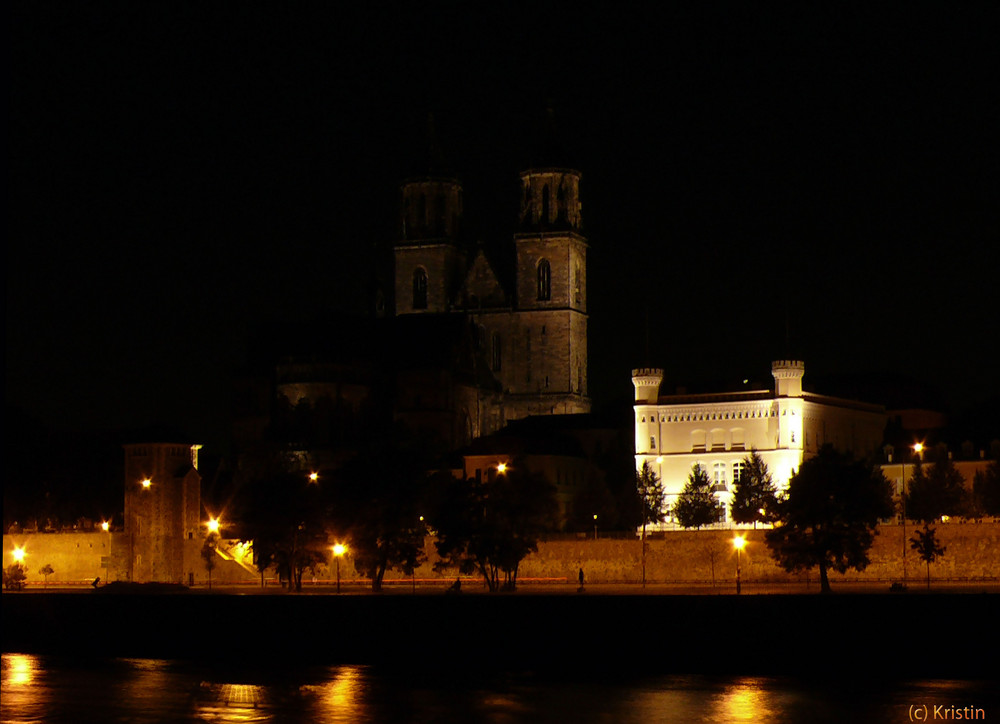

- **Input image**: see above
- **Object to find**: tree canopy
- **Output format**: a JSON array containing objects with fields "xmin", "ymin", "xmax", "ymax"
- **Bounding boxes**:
[
  {"xmin": 972, "ymin": 461, "xmax": 1000, "ymax": 517},
  {"xmin": 730, "ymin": 450, "xmax": 779, "ymax": 527},
  {"xmin": 905, "ymin": 448, "xmax": 967, "ymax": 522},
  {"xmin": 430, "ymin": 461, "xmax": 558, "ymax": 591},
  {"xmin": 765, "ymin": 446, "xmax": 893, "ymax": 593},
  {"xmin": 909, "ymin": 524, "xmax": 946, "ymax": 590},
  {"xmin": 635, "ymin": 461, "xmax": 666, "ymax": 534},
  {"xmin": 330, "ymin": 440, "xmax": 429, "ymax": 592},
  {"xmin": 673, "ymin": 464, "xmax": 720, "ymax": 529},
  {"xmin": 234, "ymin": 451, "xmax": 329, "ymax": 592}
]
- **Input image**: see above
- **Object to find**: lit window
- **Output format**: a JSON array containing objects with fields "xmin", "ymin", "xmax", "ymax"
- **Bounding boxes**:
[
  {"xmin": 732, "ymin": 461, "xmax": 745, "ymax": 484},
  {"xmin": 712, "ymin": 463, "xmax": 727, "ymax": 492}
]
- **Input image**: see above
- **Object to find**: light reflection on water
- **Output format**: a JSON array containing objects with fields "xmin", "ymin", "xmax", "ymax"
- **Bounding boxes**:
[{"xmin": 2, "ymin": 653, "xmax": 996, "ymax": 723}]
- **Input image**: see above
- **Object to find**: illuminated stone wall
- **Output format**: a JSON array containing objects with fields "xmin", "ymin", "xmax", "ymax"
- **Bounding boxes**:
[
  {"xmin": 2, "ymin": 532, "xmax": 125, "ymax": 585},
  {"xmin": 514, "ymin": 522, "xmax": 1000, "ymax": 585},
  {"xmin": 1, "ymin": 533, "xmax": 258, "ymax": 587}
]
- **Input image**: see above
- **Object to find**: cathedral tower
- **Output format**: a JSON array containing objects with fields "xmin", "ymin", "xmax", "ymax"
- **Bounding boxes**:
[
  {"xmin": 505, "ymin": 109, "xmax": 590, "ymax": 417},
  {"xmin": 394, "ymin": 118, "xmax": 465, "ymax": 315}
]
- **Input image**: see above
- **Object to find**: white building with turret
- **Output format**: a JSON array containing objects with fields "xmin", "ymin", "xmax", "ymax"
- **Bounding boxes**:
[{"xmin": 633, "ymin": 361, "xmax": 887, "ymax": 529}]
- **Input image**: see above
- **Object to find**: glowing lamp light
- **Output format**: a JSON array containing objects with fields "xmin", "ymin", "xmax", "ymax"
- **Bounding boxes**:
[
  {"xmin": 101, "ymin": 521, "xmax": 110, "ymax": 532},
  {"xmin": 309, "ymin": 472, "xmax": 319, "ymax": 483},
  {"xmin": 912, "ymin": 443, "xmax": 924, "ymax": 454},
  {"xmin": 733, "ymin": 535, "xmax": 746, "ymax": 552},
  {"xmin": 496, "ymin": 462, "xmax": 507, "ymax": 474},
  {"xmin": 207, "ymin": 518, "xmax": 220, "ymax": 533},
  {"xmin": 332, "ymin": 543, "xmax": 347, "ymax": 557},
  {"xmin": 12, "ymin": 547, "xmax": 26, "ymax": 563},
  {"xmin": 141, "ymin": 478, "xmax": 152, "ymax": 489},
  {"xmin": 655, "ymin": 456, "xmax": 664, "ymax": 464}
]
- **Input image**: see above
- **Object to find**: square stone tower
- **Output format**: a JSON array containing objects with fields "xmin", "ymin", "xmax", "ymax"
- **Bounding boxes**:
[{"xmin": 123, "ymin": 442, "xmax": 202, "ymax": 583}]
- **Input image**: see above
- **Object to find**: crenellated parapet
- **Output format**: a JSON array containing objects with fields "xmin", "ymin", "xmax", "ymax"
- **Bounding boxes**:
[
  {"xmin": 771, "ymin": 360, "xmax": 805, "ymax": 397},
  {"xmin": 632, "ymin": 368, "xmax": 664, "ymax": 404}
]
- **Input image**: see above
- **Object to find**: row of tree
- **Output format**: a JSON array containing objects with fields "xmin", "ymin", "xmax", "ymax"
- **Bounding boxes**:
[
  {"xmin": 639, "ymin": 446, "xmax": 999, "ymax": 592},
  {"xmin": 651, "ymin": 450, "xmax": 1000, "ymax": 531},
  {"xmin": 640, "ymin": 451, "xmax": 782, "ymax": 531},
  {"xmin": 905, "ymin": 449, "xmax": 1000, "ymax": 522},
  {"xmin": 229, "ymin": 428, "xmax": 999, "ymax": 594},
  {"xmin": 231, "ymin": 427, "xmax": 561, "ymax": 593}
]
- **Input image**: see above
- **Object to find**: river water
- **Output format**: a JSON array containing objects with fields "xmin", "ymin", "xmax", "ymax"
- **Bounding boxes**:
[{"xmin": 2, "ymin": 653, "xmax": 995, "ymax": 723}]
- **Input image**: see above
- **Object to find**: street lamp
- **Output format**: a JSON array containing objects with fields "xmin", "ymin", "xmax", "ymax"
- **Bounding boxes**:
[
  {"xmin": 593, "ymin": 514, "xmax": 598, "ymax": 540},
  {"xmin": 496, "ymin": 462, "xmax": 507, "ymax": 474},
  {"xmin": 332, "ymin": 543, "xmax": 346, "ymax": 594},
  {"xmin": 140, "ymin": 478, "xmax": 152, "ymax": 489},
  {"xmin": 733, "ymin": 535, "xmax": 746, "ymax": 595},
  {"xmin": 12, "ymin": 546, "xmax": 26, "ymax": 563},
  {"xmin": 207, "ymin": 518, "xmax": 220, "ymax": 534},
  {"xmin": 901, "ymin": 442, "xmax": 924, "ymax": 583}
]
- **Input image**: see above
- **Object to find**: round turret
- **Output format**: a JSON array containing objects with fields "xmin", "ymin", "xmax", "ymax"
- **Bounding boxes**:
[
  {"xmin": 771, "ymin": 360, "xmax": 805, "ymax": 397},
  {"xmin": 632, "ymin": 368, "xmax": 664, "ymax": 404}
]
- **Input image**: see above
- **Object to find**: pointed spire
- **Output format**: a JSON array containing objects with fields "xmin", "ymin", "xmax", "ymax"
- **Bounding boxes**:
[
  {"xmin": 408, "ymin": 112, "xmax": 455, "ymax": 179},
  {"xmin": 525, "ymin": 102, "xmax": 576, "ymax": 171}
]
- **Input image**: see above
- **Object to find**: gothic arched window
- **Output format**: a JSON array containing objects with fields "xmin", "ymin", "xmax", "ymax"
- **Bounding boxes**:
[
  {"xmin": 413, "ymin": 268, "xmax": 428, "ymax": 310},
  {"xmin": 537, "ymin": 259, "xmax": 551, "ymax": 301}
]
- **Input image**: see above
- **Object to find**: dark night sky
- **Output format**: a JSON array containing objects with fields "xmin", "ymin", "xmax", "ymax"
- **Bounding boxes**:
[{"xmin": 9, "ymin": 4, "xmax": 999, "ymax": 453}]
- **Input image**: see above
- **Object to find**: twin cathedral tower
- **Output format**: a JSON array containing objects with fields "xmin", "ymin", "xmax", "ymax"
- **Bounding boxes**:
[{"xmin": 384, "ymin": 118, "xmax": 591, "ymax": 439}]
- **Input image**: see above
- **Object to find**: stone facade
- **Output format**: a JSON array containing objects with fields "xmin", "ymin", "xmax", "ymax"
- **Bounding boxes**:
[
  {"xmin": 393, "ymin": 161, "xmax": 591, "ymax": 437},
  {"xmin": 123, "ymin": 442, "xmax": 203, "ymax": 583}
]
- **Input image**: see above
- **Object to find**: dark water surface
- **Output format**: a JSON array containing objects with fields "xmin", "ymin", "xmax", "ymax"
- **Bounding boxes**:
[{"xmin": 3, "ymin": 653, "xmax": 996, "ymax": 723}]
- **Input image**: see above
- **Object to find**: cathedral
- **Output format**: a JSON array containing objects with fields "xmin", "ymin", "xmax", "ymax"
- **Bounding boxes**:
[
  {"xmin": 235, "ymin": 118, "xmax": 591, "ymax": 464},
  {"xmin": 389, "ymin": 123, "xmax": 591, "ymax": 433}
]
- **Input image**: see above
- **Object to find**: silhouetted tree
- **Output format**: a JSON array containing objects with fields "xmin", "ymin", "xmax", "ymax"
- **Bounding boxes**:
[
  {"xmin": 39, "ymin": 564, "xmax": 54, "ymax": 585},
  {"xmin": 673, "ymin": 464, "xmax": 720, "ymax": 529},
  {"xmin": 972, "ymin": 461, "xmax": 1000, "ymax": 517},
  {"xmin": 636, "ymin": 461, "xmax": 667, "ymax": 533},
  {"xmin": 635, "ymin": 461, "xmax": 666, "ymax": 585},
  {"xmin": 430, "ymin": 462, "xmax": 558, "ymax": 591},
  {"xmin": 766, "ymin": 446, "xmax": 893, "ymax": 593},
  {"xmin": 332, "ymin": 442, "xmax": 429, "ymax": 592},
  {"xmin": 201, "ymin": 532, "xmax": 218, "ymax": 590},
  {"xmin": 909, "ymin": 524, "xmax": 946, "ymax": 590},
  {"xmin": 906, "ymin": 447, "xmax": 966, "ymax": 522},
  {"xmin": 235, "ymin": 453, "xmax": 328, "ymax": 592},
  {"xmin": 730, "ymin": 450, "xmax": 779, "ymax": 527},
  {"xmin": 3, "ymin": 564, "xmax": 26, "ymax": 590},
  {"xmin": 567, "ymin": 472, "xmax": 617, "ymax": 533}
]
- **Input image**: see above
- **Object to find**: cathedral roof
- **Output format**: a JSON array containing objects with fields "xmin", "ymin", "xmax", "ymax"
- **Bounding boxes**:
[{"xmin": 455, "ymin": 247, "xmax": 509, "ymax": 309}]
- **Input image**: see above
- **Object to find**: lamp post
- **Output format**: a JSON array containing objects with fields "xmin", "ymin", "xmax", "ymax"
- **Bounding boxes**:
[
  {"xmin": 332, "ymin": 543, "xmax": 346, "ymax": 594},
  {"xmin": 901, "ymin": 442, "xmax": 923, "ymax": 584},
  {"xmin": 733, "ymin": 535, "xmax": 746, "ymax": 595},
  {"xmin": 593, "ymin": 514, "xmax": 598, "ymax": 540}
]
